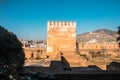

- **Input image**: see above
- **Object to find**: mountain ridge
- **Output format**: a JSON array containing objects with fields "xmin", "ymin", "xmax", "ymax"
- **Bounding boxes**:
[{"xmin": 77, "ymin": 29, "xmax": 118, "ymax": 43}]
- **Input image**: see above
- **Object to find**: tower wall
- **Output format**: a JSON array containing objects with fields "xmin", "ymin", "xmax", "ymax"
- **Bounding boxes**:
[{"xmin": 47, "ymin": 21, "xmax": 76, "ymax": 52}]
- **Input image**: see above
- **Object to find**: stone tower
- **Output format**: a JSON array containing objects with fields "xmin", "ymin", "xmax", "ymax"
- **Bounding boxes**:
[{"xmin": 47, "ymin": 21, "xmax": 76, "ymax": 53}]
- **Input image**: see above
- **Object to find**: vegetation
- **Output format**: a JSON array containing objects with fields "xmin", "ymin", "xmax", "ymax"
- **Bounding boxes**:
[
  {"xmin": 0, "ymin": 26, "xmax": 25, "ymax": 79},
  {"xmin": 20, "ymin": 71, "xmax": 56, "ymax": 80},
  {"xmin": 117, "ymin": 26, "xmax": 120, "ymax": 48}
]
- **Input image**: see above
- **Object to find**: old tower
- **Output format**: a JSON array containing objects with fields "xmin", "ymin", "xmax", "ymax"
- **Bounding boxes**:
[{"xmin": 47, "ymin": 21, "xmax": 76, "ymax": 53}]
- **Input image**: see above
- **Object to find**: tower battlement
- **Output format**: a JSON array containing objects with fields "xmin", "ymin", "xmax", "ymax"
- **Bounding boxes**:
[
  {"xmin": 47, "ymin": 20, "xmax": 76, "ymax": 53},
  {"xmin": 47, "ymin": 21, "xmax": 76, "ymax": 29}
]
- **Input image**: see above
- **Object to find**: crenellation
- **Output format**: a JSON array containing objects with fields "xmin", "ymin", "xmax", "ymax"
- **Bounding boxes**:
[
  {"xmin": 73, "ymin": 21, "xmax": 76, "ymax": 28},
  {"xmin": 47, "ymin": 21, "xmax": 50, "ymax": 31},
  {"xmin": 51, "ymin": 21, "xmax": 54, "ymax": 26},
  {"xmin": 62, "ymin": 21, "xmax": 65, "ymax": 28},
  {"xmin": 55, "ymin": 21, "xmax": 58, "ymax": 27},
  {"xmin": 70, "ymin": 21, "xmax": 73, "ymax": 27},
  {"xmin": 65, "ymin": 21, "xmax": 68, "ymax": 26},
  {"xmin": 58, "ymin": 21, "xmax": 61, "ymax": 26},
  {"xmin": 48, "ymin": 21, "xmax": 76, "ymax": 29},
  {"xmin": 47, "ymin": 21, "xmax": 50, "ymax": 26}
]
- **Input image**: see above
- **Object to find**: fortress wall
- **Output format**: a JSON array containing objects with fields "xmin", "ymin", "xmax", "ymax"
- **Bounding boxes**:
[
  {"xmin": 78, "ymin": 42, "xmax": 119, "ymax": 55},
  {"xmin": 23, "ymin": 48, "xmax": 46, "ymax": 59},
  {"xmin": 24, "ymin": 42, "xmax": 119, "ymax": 59},
  {"xmin": 79, "ymin": 42, "xmax": 119, "ymax": 50}
]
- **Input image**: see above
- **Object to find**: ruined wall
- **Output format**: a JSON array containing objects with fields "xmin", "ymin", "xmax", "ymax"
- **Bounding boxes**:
[
  {"xmin": 78, "ymin": 42, "xmax": 119, "ymax": 55},
  {"xmin": 47, "ymin": 21, "xmax": 76, "ymax": 53},
  {"xmin": 24, "ymin": 48, "xmax": 46, "ymax": 59},
  {"xmin": 79, "ymin": 42, "xmax": 119, "ymax": 50}
]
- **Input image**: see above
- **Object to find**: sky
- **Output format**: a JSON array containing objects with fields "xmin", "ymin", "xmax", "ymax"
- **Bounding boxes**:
[{"xmin": 0, "ymin": 0, "xmax": 120, "ymax": 40}]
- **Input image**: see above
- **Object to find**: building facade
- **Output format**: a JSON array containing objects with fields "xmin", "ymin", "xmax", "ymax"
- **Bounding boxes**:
[{"xmin": 47, "ymin": 21, "xmax": 76, "ymax": 53}]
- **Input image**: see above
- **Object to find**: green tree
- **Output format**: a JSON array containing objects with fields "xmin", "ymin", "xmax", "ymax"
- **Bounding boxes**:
[
  {"xmin": 117, "ymin": 26, "xmax": 120, "ymax": 48},
  {"xmin": 0, "ymin": 26, "xmax": 25, "ymax": 79}
]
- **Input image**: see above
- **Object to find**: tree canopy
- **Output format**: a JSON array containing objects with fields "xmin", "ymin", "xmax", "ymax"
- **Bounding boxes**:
[
  {"xmin": 117, "ymin": 26, "xmax": 120, "ymax": 48},
  {"xmin": 0, "ymin": 26, "xmax": 25, "ymax": 79}
]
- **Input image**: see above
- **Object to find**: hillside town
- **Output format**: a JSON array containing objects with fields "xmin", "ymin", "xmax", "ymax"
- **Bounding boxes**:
[{"xmin": 20, "ymin": 39, "xmax": 47, "ymax": 48}]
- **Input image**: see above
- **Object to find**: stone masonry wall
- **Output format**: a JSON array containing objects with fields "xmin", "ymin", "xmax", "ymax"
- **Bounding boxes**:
[{"xmin": 47, "ymin": 21, "xmax": 76, "ymax": 53}]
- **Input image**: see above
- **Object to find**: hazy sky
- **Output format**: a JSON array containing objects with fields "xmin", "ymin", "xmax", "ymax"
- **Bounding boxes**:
[{"xmin": 0, "ymin": 0, "xmax": 120, "ymax": 40}]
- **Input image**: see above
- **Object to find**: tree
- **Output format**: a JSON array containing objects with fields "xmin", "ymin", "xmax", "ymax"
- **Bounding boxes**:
[
  {"xmin": 117, "ymin": 26, "xmax": 120, "ymax": 48},
  {"xmin": 0, "ymin": 26, "xmax": 25, "ymax": 79},
  {"xmin": 117, "ymin": 26, "xmax": 120, "ymax": 59}
]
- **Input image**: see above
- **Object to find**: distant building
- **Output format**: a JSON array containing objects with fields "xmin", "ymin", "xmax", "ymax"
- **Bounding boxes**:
[{"xmin": 20, "ymin": 39, "xmax": 46, "ymax": 48}]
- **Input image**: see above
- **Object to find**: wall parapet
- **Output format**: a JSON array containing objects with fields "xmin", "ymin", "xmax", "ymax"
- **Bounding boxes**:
[{"xmin": 47, "ymin": 21, "xmax": 76, "ymax": 29}]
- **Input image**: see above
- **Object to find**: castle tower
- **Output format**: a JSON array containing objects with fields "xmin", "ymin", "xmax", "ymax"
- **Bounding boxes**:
[{"xmin": 47, "ymin": 21, "xmax": 76, "ymax": 53}]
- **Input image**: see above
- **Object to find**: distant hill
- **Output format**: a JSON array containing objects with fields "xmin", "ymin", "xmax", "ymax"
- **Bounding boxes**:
[{"xmin": 77, "ymin": 29, "xmax": 119, "ymax": 43}]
